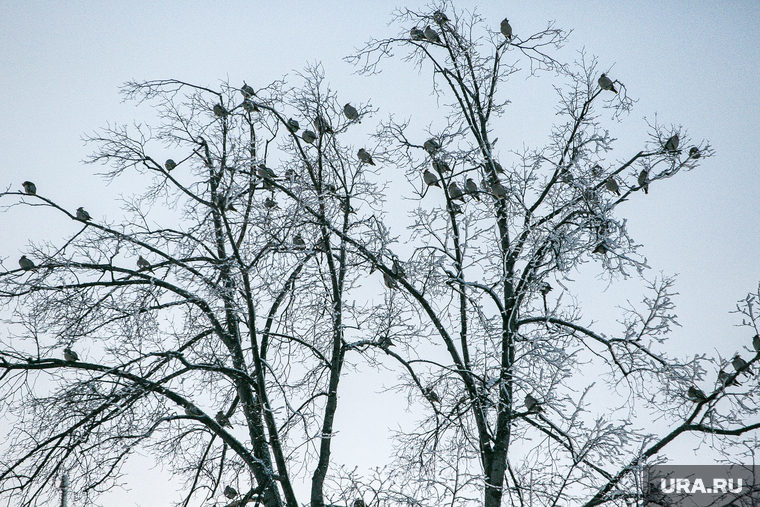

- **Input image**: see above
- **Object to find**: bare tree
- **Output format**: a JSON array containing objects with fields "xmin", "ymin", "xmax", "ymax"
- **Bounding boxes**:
[{"xmin": 1, "ymin": 3, "xmax": 759, "ymax": 507}]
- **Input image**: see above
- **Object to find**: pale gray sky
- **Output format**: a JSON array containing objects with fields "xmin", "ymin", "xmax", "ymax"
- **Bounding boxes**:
[{"xmin": 2, "ymin": 1, "xmax": 759, "ymax": 505}]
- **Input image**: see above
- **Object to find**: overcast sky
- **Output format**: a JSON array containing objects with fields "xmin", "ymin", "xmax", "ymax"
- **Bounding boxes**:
[{"xmin": 2, "ymin": 1, "xmax": 759, "ymax": 505}]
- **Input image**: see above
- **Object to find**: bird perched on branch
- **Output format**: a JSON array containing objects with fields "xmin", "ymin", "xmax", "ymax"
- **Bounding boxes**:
[
  {"xmin": 423, "ymin": 386, "xmax": 440, "ymax": 403},
  {"xmin": 500, "ymin": 18, "xmax": 513, "ymax": 40},
  {"xmin": 185, "ymin": 405, "xmax": 203, "ymax": 417},
  {"xmin": 424, "ymin": 26, "xmax": 440, "ymax": 43},
  {"xmin": 753, "ymin": 334, "xmax": 760, "ymax": 353},
  {"xmin": 383, "ymin": 271, "xmax": 397, "ymax": 289},
  {"xmin": 423, "ymin": 169, "xmax": 440, "ymax": 187},
  {"xmin": 137, "ymin": 256, "xmax": 152, "ymax": 272},
  {"xmin": 343, "ymin": 103, "xmax": 359, "ymax": 122},
  {"xmin": 593, "ymin": 242, "xmax": 609, "ymax": 255},
  {"xmin": 605, "ymin": 177, "xmax": 620, "ymax": 196},
  {"xmin": 293, "ymin": 234, "xmax": 306, "ymax": 250},
  {"xmin": 22, "ymin": 181, "xmax": 36, "ymax": 195},
  {"xmin": 257, "ymin": 164, "xmax": 277, "ymax": 180},
  {"xmin": 525, "ymin": 394, "xmax": 543, "ymax": 412},
  {"xmin": 286, "ymin": 118, "xmax": 300, "ymax": 133},
  {"xmin": 242, "ymin": 99, "xmax": 259, "ymax": 113},
  {"xmin": 213, "ymin": 104, "xmax": 229, "ymax": 118},
  {"xmin": 264, "ymin": 197, "xmax": 278, "ymax": 209},
  {"xmin": 410, "ymin": 27, "xmax": 425, "ymax": 40},
  {"xmin": 491, "ymin": 180, "xmax": 508, "ymax": 199},
  {"xmin": 718, "ymin": 369, "xmax": 741, "ymax": 387},
  {"xmin": 423, "ymin": 138, "xmax": 441, "ymax": 154},
  {"xmin": 638, "ymin": 169, "xmax": 649, "ymax": 194},
  {"xmin": 353, "ymin": 499, "xmax": 366, "ymax": 507},
  {"xmin": 689, "ymin": 147, "xmax": 701, "ymax": 159},
  {"xmin": 732, "ymin": 354, "xmax": 752, "ymax": 376},
  {"xmin": 224, "ymin": 486, "xmax": 238, "ymax": 499},
  {"xmin": 448, "ymin": 182, "xmax": 465, "ymax": 201},
  {"xmin": 63, "ymin": 347, "xmax": 79, "ymax": 362},
  {"xmin": 598, "ymin": 73, "xmax": 617, "ymax": 93},
  {"xmin": 164, "ymin": 159, "xmax": 177, "ymax": 171},
  {"xmin": 302, "ymin": 130, "xmax": 317, "ymax": 144},
  {"xmin": 357, "ymin": 148, "xmax": 375, "ymax": 165},
  {"xmin": 465, "ymin": 178, "xmax": 480, "ymax": 200},
  {"xmin": 433, "ymin": 10, "xmax": 449, "ymax": 24},
  {"xmin": 216, "ymin": 411, "xmax": 233, "ymax": 428},
  {"xmin": 314, "ymin": 114, "xmax": 332, "ymax": 134},
  {"xmin": 240, "ymin": 82, "xmax": 254, "ymax": 98},
  {"xmin": 19, "ymin": 255, "xmax": 35, "ymax": 270},
  {"xmin": 432, "ymin": 158, "xmax": 450, "ymax": 173},
  {"xmin": 686, "ymin": 386, "xmax": 707, "ymax": 403},
  {"xmin": 664, "ymin": 134, "xmax": 679, "ymax": 153},
  {"xmin": 76, "ymin": 207, "xmax": 91, "ymax": 221}
]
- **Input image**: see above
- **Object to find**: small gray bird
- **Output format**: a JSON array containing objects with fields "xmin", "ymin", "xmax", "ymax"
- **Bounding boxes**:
[
  {"xmin": 185, "ymin": 404, "xmax": 203, "ymax": 417},
  {"xmin": 449, "ymin": 202, "xmax": 463, "ymax": 215},
  {"xmin": 493, "ymin": 161, "xmax": 505, "ymax": 173},
  {"xmin": 732, "ymin": 354, "xmax": 751, "ymax": 376},
  {"xmin": 686, "ymin": 386, "xmax": 707, "ymax": 403},
  {"xmin": 432, "ymin": 158, "xmax": 450, "ymax": 173},
  {"xmin": 383, "ymin": 271, "xmax": 397, "ymax": 289},
  {"xmin": 164, "ymin": 159, "xmax": 177, "ymax": 171},
  {"xmin": 591, "ymin": 164, "xmax": 603, "ymax": 178},
  {"xmin": 605, "ymin": 177, "xmax": 621, "ymax": 196},
  {"xmin": 257, "ymin": 164, "xmax": 277, "ymax": 180},
  {"xmin": 638, "ymin": 169, "xmax": 649, "ymax": 194},
  {"xmin": 539, "ymin": 282, "xmax": 553, "ymax": 296},
  {"xmin": 664, "ymin": 134, "xmax": 679, "ymax": 153},
  {"xmin": 224, "ymin": 486, "xmax": 238, "ymax": 499},
  {"xmin": 718, "ymin": 369, "xmax": 741, "ymax": 387},
  {"xmin": 433, "ymin": 10, "xmax": 449, "ymax": 24},
  {"xmin": 240, "ymin": 82, "xmax": 254, "ymax": 98},
  {"xmin": 378, "ymin": 335, "xmax": 395, "ymax": 349},
  {"xmin": 423, "ymin": 169, "xmax": 440, "ymax": 187},
  {"xmin": 286, "ymin": 118, "xmax": 300, "ymax": 133},
  {"xmin": 302, "ymin": 130, "xmax": 317, "ymax": 144},
  {"xmin": 525, "ymin": 393, "xmax": 542, "ymax": 412},
  {"xmin": 424, "ymin": 26, "xmax": 441, "ymax": 43},
  {"xmin": 465, "ymin": 178, "xmax": 480, "ymax": 200},
  {"xmin": 242, "ymin": 99, "xmax": 258, "ymax": 113},
  {"xmin": 216, "ymin": 411, "xmax": 233, "ymax": 428},
  {"xmin": 593, "ymin": 242, "xmax": 609, "ymax": 255},
  {"xmin": 423, "ymin": 386, "xmax": 440, "ymax": 403},
  {"xmin": 264, "ymin": 197, "xmax": 278, "ymax": 209},
  {"xmin": 63, "ymin": 347, "xmax": 79, "ymax": 362},
  {"xmin": 293, "ymin": 233, "xmax": 306, "ymax": 250},
  {"xmin": 753, "ymin": 334, "xmax": 760, "ymax": 353},
  {"xmin": 689, "ymin": 146, "xmax": 701, "ymax": 159},
  {"xmin": 22, "ymin": 181, "xmax": 36, "ymax": 195},
  {"xmin": 76, "ymin": 207, "xmax": 91, "ymax": 221},
  {"xmin": 343, "ymin": 103, "xmax": 360, "ymax": 121},
  {"xmin": 423, "ymin": 138, "xmax": 441, "ymax": 154},
  {"xmin": 353, "ymin": 499, "xmax": 366, "ymax": 507},
  {"xmin": 357, "ymin": 148, "xmax": 375, "ymax": 165},
  {"xmin": 137, "ymin": 256, "xmax": 152, "ymax": 272},
  {"xmin": 410, "ymin": 27, "xmax": 425, "ymax": 40},
  {"xmin": 598, "ymin": 73, "xmax": 617, "ymax": 93},
  {"xmin": 213, "ymin": 104, "xmax": 229, "ymax": 118},
  {"xmin": 392, "ymin": 257, "xmax": 406, "ymax": 278},
  {"xmin": 19, "ymin": 255, "xmax": 35, "ymax": 270},
  {"xmin": 491, "ymin": 180, "xmax": 508, "ymax": 199},
  {"xmin": 500, "ymin": 18, "xmax": 513, "ymax": 40},
  {"xmin": 448, "ymin": 182, "xmax": 464, "ymax": 200},
  {"xmin": 314, "ymin": 114, "xmax": 331, "ymax": 134}
]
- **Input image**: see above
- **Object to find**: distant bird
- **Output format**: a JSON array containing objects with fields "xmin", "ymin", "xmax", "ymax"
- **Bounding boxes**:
[
  {"xmin": 164, "ymin": 159, "xmax": 177, "ymax": 171},
  {"xmin": 215, "ymin": 410, "xmax": 233, "ymax": 428},
  {"xmin": 638, "ymin": 169, "xmax": 649, "ymax": 194},
  {"xmin": 591, "ymin": 164, "xmax": 604, "ymax": 178},
  {"xmin": 410, "ymin": 27, "xmax": 425, "ymax": 40},
  {"xmin": 257, "ymin": 164, "xmax": 277, "ymax": 180},
  {"xmin": 433, "ymin": 10, "xmax": 449, "ymax": 24},
  {"xmin": 664, "ymin": 134, "xmax": 679, "ymax": 153},
  {"xmin": 18, "ymin": 255, "xmax": 35, "ymax": 270},
  {"xmin": 432, "ymin": 158, "xmax": 450, "ymax": 173},
  {"xmin": 378, "ymin": 335, "xmax": 395, "ymax": 349},
  {"xmin": 213, "ymin": 104, "xmax": 229, "ymax": 118},
  {"xmin": 423, "ymin": 138, "xmax": 441, "ymax": 154},
  {"xmin": 539, "ymin": 282, "xmax": 553, "ymax": 296},
  {"xmin": 314, "ymin": 114, "xmax": 331, "ymax": 134},
  {"xmin": 343, "ymin": 103, "xmax": 360, "ymax": 121},
  {"xmin": 392, "ymin": 257, "xmax": 406, "ymax": 278},
  {"xmin": 286, "ymin": 118, "xmax": 300, "ymax": 133},
  {"xmin": 137, "ymin": 256, "xmax": 152, "ymax": 272},
  {"xmin": 448, "ymin": 182, "xmax": 465, "ymax": 200},
  {"xmin": 224, "ymin": 486, "xmax": 238, "ymax": 499},
  {"xmin": 500, "ymin": 18, "xmax": 513, "ymax": 40},
  {"xmin": 242, "ymin": 99, "xmax": 258, "ymax": 113},
  {"xmin": 383, "ymin": 271, "xmax": 397, "ymax": 289},
  {"xmin": 732, "ymin": 354, "xmax": 751, "ymax": 376},
  {"xmin": 525, "ymin": 394, "xmax": 542, "ymax": 412},
  {"xmin": 264, "ymin": 197, "xmax": 278, "ymax": 209},
  {"xmin": 423, "ymin": 169, "xmax": 440, "ymax": 187},
  {"xmin": 491, "ymin": 180, "xmax": 508, "ymax": 199},
  {"xmin": 76, "ymin": 207, "xmax": 91, "ymax": 221},
  {"xmin": 63, "ymin": 347, "xmax": 79, "ymax": 362},
  {"xmin": 598, "ymin": 73, "xmax": 617, "ymax": 93},
  {"xmin": 302, "ymin": 130, "xmax": 317, "ymax": 144},
  {"xmin": 185, "ymin": 405, "xmax": 203, "ymax": 417},
  {"xmin": 423, "ymin": 386, "xmax": 440, "ymax": 403},
  {"xmin": 686, "ymin": 386, "xmax": 707, "ymax": 403},
  {"xmin": 241, "ymin": 82, "xmax": 255, "ymax": 98},
  {"xmin": 753, "ymin": 334, "xmax": 760, "ymax": 353},
  {"xmin": 424, "ymin": 25, "xmax": 441, "ymax": 43},
  {"xmin": 293, "ymin": 233, "xmax": 306, "ymax": 250},
  {"xmin": 357, "ymin": 148, "xmax": 375, "ymax": 165},
  {"xmin": 353, "ymin": 499, "xmax": 366, "ymax": 507},
  {"xmin": 449, "ymin": 202, "xmax": 463, "ymax": 215},
  {"xmin": 605, "ymin": 177, "xmax": 621, "ymax": 196},
  {"xmin": 718, "ymin": 369, "xmax": 741, "ymax": 387},
  {"xmin": 465, "ymin": 178, "xmax": 480, "ymax": 200},
  {"xmin": 22, "ymin": 181, "xmax": 36, "ymax": 195},
  {"xmin": 593, "ymin": 242, "xmax": 609, "ymax": 255},
  {"xmin": 493, "ymin": 161, "xmax": 505, "ymax": 173},
  {"xmin": 689, "ymin": 146, "xmax": 701, "ymax": 159}
]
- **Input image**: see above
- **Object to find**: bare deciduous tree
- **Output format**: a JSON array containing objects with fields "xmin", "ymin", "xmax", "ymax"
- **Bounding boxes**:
[{"xmin": 2, "ymin": 4, "xmax": 759, "ymax": 507}]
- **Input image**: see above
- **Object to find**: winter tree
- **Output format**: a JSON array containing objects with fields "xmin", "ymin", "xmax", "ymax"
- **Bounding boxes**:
[{"xmin": 2, "ymin": 4, "xmax": 759, "ymax": 507}]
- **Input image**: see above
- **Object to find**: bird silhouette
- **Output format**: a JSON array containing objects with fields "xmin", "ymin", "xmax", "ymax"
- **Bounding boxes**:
[
  {"xmin": 598, "ymin": 73, "xmax": 617, "ymax": 93},
  {"xmin": 525, "ymin": 394, "xmax": 543, "ymax": 412},
  {"xmin": 76, "ymin": 207, "xmax": 91, "ymax": 221},
  {"xmin": 224, "ymin": 486, "xmax": 238, "ymax": 499},
  {"xmin": 432, "ymin": 158, "xmax": 450, "ymax": 173},
  {"xmin": 216, "ymin": 411, "xmax": 233, "ymax": 428},
  {"xmin": 314, "ymin": 114, "xmax": 332, "ymax": 134},
  {"xmin": 164, "ymin": 159, "xmax": 176, "ymax": 171},
  {"xmin": 353, "ymin": 499, "xmax": 366, "ymax": 507},
  {"xmin": 264, "ymin": 197, "xmax": 278, "ymax": 209},
  {"xmin": 638, "ymin": 169, "xmax": 649, "ymax": 194},
  {"xmin": 491, "ymin": 180, "xmax": 508, "ymax": 199},
  {"xmin": 343, "ymin": 103, "xmax": 360, "ymax": 121},
  {"xmin": 242, "ymin": 100, "xmax": 258, "ymax": 113},
  {"xmin": 465, "ymin": 178, "xmax": 480, "ymax": 200},
  {"xmin": 302, "ymin": 130, "xmax": 317, "ymax": 144},
  {"xmin": 753, "ymin": 334, "xmax": 760, "ymax": 353},
  {"xmin": 383, "ymin": 271, "xmax": 397, "ymax": 289},
  {"xmin": 423, "ymin": 386, "xmax": 440, "ymax": 403},
  {"xmin": 689, "ymin": 147, "xmax": 701, "ymax": 159},
  {"xmin": 19, "ymin": 255, "xmax": 35, "ymax": 270},
  {"xmin": 448, "ymin": 182, "xmax": 465, "ymax": 201},
  {"xmin": 605, "ymin": 177, "xmax": 621, "ymax": 196},
  {"xmin": 423, "ymin": 138, "xmax": 441, "ymax": 154},
  {"xmin": 718, "ymin": 369, "xmax": 741, "ymax": 387},
  {"xmin": 286, "ymin": 118, "xmax": 300, "ymax": 133},
  {"xmin": 22, "ymin": 181, "xmax": 36, "ymax": 195},
  {"xmin": 500, "ymin": 18, "xmax": 513, "ymax": 40},
  {"xmin": 664, "ymin": 134, "xmax": 679, "ymax": 153},
  {"xmin": 64, "ymin": 347, "xmax": 79, "ymax": 362},
  {"xmin": 257, "ymin": 164, "xmax": 277, "ymax": 180},
  {"xmin": 240, "ymin": 82, "xmax": 254, "ymax": 98},
  {"xmin": 357, "ymin": 148, "xmax": 375, "ymax": 165},
  {"xmin": 686, "ymin": 386, "xmax": 707, "ymax": 403},
  {"xmin": 424, "ymin": 26, "xmax": 441, "ymax": 43},
  {"xmin": 593, "ymin": 242, "xmax": 609, "ymax": 255},
  {"xmin": 423, "ymin": 169, "xmax": 440, "ymax": 187},
  {"xmin": 410, "ymin": 27, "xmax": 425, "ymax": 40},
  {"xmin": 732, "ymin": 354, "xmax": 751, "ymax": 376},
  {"xmin": 293, "ymin": 234, "xmax": 306, "ymax": 250},
  {"xmin": 213, "ymin": 104, "xmax": 229, "ymax": 118},
  {"xmin": 392, "ymin": 257, "xmax": 406, "ymax": 278},
  {"xmin": 137, "ymin": 256, "xmax": 152, "ymax": 272},
  {"xmin": 433, "ymin": 10, "xmax": 449, "ymax": 24}
]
